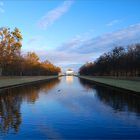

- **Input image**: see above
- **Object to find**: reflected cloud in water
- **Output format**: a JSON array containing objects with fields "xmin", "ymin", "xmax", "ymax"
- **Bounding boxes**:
[{"xmin": 0, "ymin": 77, "xmax": 140, "ymax": 139}]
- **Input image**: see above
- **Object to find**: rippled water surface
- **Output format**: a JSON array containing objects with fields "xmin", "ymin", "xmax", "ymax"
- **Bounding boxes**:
[{"xmin": 0, "ymin": 76, "xmax": 140, "ymax": 139}]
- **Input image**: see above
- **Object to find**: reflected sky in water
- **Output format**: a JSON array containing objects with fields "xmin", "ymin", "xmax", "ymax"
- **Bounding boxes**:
[
  {"xmin": 0, "ymin": 76, "xmax": 140, "ymax": 139},
  {"xmin": 66, "ymin": 76, "xmax": 73, "ymax": 84}
]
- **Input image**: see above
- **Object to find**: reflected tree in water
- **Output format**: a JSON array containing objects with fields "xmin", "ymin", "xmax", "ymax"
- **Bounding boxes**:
[
  {"xmin": 0, "ymin": 90, "xmax": 21, "ymax": 133},
  {"xmin": 0, "ymin": 78, "xmax": 60, "ymax": 133},
  {"xmin": 79, "ymin": 78, "xmax": 140, "ymax": 114}
]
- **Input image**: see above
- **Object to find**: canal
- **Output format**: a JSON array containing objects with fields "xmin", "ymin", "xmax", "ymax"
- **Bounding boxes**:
[{"xmin": 0, "ymin": 76, "xmax": 140, "ymax": 139}]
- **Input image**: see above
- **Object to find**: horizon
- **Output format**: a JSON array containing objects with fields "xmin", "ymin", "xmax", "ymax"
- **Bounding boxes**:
[
  {"xmin": 1, "ymin": 0, "xmax": 140, "ymax": 72},
  {"xmin": 0, "ymin": 1, "xmax": 140, "ymax": 139}
]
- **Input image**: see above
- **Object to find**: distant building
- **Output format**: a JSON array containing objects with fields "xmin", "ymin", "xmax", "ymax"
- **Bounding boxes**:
[{"xmin": 66, "ymin": 68, "xmax": 74, "ymax": 75}]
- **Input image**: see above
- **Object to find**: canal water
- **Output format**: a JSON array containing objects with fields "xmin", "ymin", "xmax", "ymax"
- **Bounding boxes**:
[{"xmin": 0, "ymin": 76, "xmax": 140, "ymax": 139}]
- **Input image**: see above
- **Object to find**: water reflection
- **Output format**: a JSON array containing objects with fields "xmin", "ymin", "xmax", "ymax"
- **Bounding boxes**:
[
  {"xmin": 0, "ymin": 93, "xmax": 21, "ymax": 133},
  {"xmin": 0, "ymin": 77, "xmax": 140, "ymax": 139},
  {"xmin": 66, "ymin": 76, "xmax": 73, "ymax": 84},
  {"xmin": 0, "ymin": 78, "xmax": 60, "ymax": 134},
  {"xmin": 79, "ymin": 78, "xmax": 140, "ymax": 115}
]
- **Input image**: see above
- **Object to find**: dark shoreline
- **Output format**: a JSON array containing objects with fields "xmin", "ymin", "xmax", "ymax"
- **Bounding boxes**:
[
  {"xmin": 76, "ymin": 75, "xmax": 140, "ymax": 93},
  {"xmin": 0, "ymin": 76, "xmax": 59, "ymax": 90}
]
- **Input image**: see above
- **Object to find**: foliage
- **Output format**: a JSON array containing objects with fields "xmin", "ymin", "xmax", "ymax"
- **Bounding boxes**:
[
  {"xmin": 79, "ymin": 45, "xmax": 140, "ymax": 77},
  {"xmin": 0, "ymin": 27, "xmax": 61, "ymax": 76}
]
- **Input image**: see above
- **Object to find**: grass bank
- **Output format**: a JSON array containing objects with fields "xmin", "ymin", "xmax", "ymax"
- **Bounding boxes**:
[
  {"xmin": 77, "ymin": 75, "xmax": 140, "ymax": 93},
  {"xmin": 0, "ymin": 76, "xmax": 59, "ymax": 90}
]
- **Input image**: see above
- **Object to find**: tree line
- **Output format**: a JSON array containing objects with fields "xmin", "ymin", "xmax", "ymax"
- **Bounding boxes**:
[
  {"xmin": 79, "ymin": 44, "xmax": 140, "ymax": 77},
  {"xmin": 0, "ymin": 27, "xmax": 61, "ymax": 76}
]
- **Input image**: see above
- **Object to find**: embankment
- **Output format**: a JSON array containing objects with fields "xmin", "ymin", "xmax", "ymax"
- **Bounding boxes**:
[
  {"xmin": 0, "ymin": 76, "xmax": 59, "ymax": 90},
  {"xmin": 77, "ymin": 75, "xmax": 140, "ymax": 93}
]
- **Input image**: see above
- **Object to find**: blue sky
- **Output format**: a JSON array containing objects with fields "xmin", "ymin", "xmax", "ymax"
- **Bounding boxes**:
[{"xmin": 1, "ymin": 0, "xmax": 140, "ymax": 71}]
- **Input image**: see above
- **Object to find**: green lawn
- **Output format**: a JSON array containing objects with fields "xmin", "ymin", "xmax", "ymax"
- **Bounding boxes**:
[
  {"xmin": 0, "ymin": 76, "xmax": 58, "ymax": 89},
  {"xmin": 78, "ymin": 75, "xmax": 140, "ymax": 93}
]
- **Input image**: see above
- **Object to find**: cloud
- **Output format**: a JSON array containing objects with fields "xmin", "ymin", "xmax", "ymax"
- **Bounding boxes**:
[
  {"xmin": 27, "ymin": 38, "xmax": 38, "ymax": 45},
  {"xmin": 38, "ymin": 0, "xmax": 74, "ymax": 29},
  {"xmin": 34, "ymin": 50, "xmax": 99, "ymax": 72},
  {"xmin": 27, "ymin": 36, "xmax": 43, "ymax": 45},
  {"xmin": 0, "ymin": 1, "xmax": 3, "ymax": 6},
  {"xmin": 57, "ymin": 35, "xmax": 84, "ymax": 51},
  {"xmin": 0, "ymin": 1, "xmax": 4, "ymax": 13},
  {"xmin": 25, "ymin": 36, "xmax": 51, "ymax": 54},
  {"xmin": 0, "ymin": 8, "xmax": 4, "ymax": 13},
  {"xmin": 24, "ymin": 23, "xmax": 140, "ymax": 71},
  {"xmin": 56, "ymin": 32, "xmax": 93, "ymax": 52},
  {"xmin": 58, "ymin": 23, "xmax": 140, "ymax": 54},
  {"xmin": 77, "ymin": 23, "xmax": 140, "ymax": 54},
  {"xmin": 106, "ymin": 19, "xmax": 121, "ymax": 26}
]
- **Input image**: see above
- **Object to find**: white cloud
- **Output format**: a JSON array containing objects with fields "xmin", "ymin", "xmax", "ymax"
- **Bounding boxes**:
[
  {"xmin": 85, "ymin": 23, "xmax": 140, "ymax": 52},
  {"xmin": 38, "ymin": 0, "xmax": 74, "ymax": 29},
  {"xmin": 27, "ymin": 36, "xmax": 43, "ymax": 45},
  {"xmin": 0, "ymin": 8, "xmax": 4, "ymax": 13},
  {"xmin": 27, "ymin": 38, "xmax": 38, "ymax": 45},
  {"xmin": 0, "ymin": 1, "xmax": 3, "ymax": 6},
  {"xmin": 59, "ymin": 22, "xmax": 140, "ymax": 54},
  {"xmin": 0, "ymin": 1, "xmax": 4, "ymax": 13},
  {"xmin": 32, "ymin": 50, "xmax": 100, "ymax": 72},
  {"xmin": 106, "ymin": 19, "xmax": 121, "ymax": 26},
  {"xmin": 57, "ymin": 35, "xmax": 84, "ymax": 51},
  {"xmin": 23, "ymin": 23, "xmax": 140, "ymax": 71}
]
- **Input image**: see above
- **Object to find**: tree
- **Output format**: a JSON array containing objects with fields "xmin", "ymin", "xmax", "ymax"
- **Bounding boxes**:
[
  {"xmin": 79, "ymin": 44, "xmax": 140, "ymax": 77},
  {"xmin": 0, "ymin": 27, "xmax": 61, "ymax": 76},
  {"xmin": 0, "ymin": 27, "xmax": 22, "ymax": 75}
]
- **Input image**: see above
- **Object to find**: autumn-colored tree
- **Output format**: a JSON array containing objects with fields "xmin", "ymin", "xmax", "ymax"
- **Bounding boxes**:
[
  {"xmin": 0, "ymin": 27, "xmax": 61, "ymax": 76},
  {"xmin": 0, "ymin": 27, "xmax": 22, "ymax": 75},
  {"xmin": 25, "ymin": 52, "xmax": 39, "ymax": 64},
  {"xmin": 22, "ymin": 52, "xmax": 61, "ymax": 76},
  {"xmin": 22, "ymin": 52, "xmax": 40, "ymax": 75}
]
